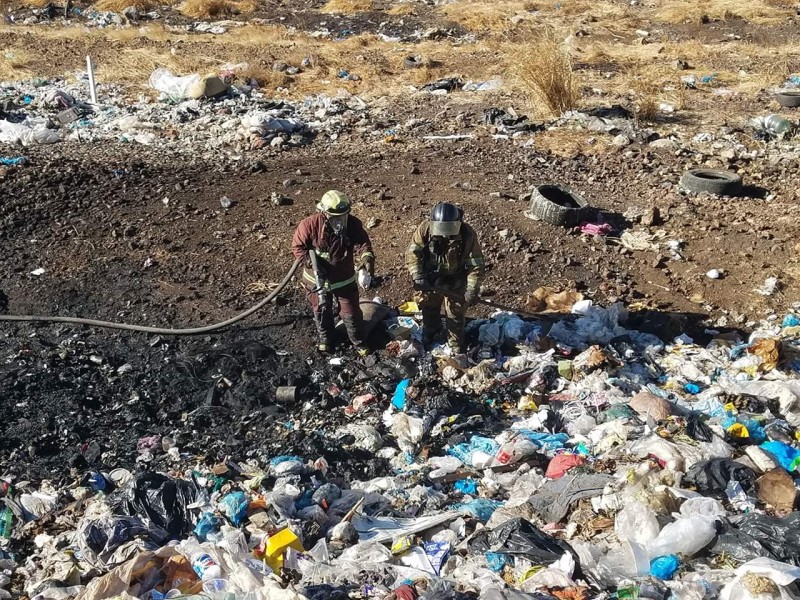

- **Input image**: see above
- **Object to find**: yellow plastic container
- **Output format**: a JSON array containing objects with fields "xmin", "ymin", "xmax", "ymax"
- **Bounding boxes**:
[{"xmin": 259, "ymin": 528, "xmax": 305, "ymax": 572}]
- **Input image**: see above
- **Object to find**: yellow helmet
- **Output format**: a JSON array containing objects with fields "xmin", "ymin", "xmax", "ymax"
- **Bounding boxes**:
[{"xmin": 316, "ymin": 190, "xmax": 351, "ymax": 216}]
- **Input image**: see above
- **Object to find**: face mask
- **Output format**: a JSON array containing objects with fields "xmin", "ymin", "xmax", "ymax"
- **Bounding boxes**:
[{"xmin": 327, "ymin": 214, "xmax": 348, "ymax": 235}]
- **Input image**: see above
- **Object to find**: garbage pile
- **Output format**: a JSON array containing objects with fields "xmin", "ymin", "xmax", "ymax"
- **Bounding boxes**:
[
  {"xmin": 0, "ymin": 71, "xmax": 371, "ymax": 153},
  {"xmin": 6, "ymin": 302, "xmax": 800, "ymax": 600}
]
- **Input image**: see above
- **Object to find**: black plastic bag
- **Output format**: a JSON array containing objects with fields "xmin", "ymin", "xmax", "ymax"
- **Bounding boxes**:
[
  {"xmin": 710, "ymin": 513, "xmax": 800, "ymax": 566},
  {"xmin": 686, "ymin": 413, "xmax": 714, "ymax": 443},
  {"xmin": 684, "ymin": 458, "xmax": 756, "ymax": 497},
  {"xmin": 468, "ymin": 518, "xmax": 574, "ymax": 566},
  {"xmin": 109, "ymin": 472, "xmax": 203, "ymax": 537}
]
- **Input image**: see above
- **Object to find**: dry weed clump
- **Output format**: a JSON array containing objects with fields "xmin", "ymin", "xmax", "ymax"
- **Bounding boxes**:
[
  {"xmin": 179, "ymin": 0, "xmax": 257, "ymax": 19},
  {"xmin": 321, "ymin": 0, "xmax": 373, "ymax": 14},
  {"xmin": 439, "ymin": 0, "xmax": 535, "ymax": 33},
  {"xmin": 95, "ymin": 0, "xmax": 164, "ymax": 12},
  {"xmin": 514, "ymin": 32, "xmax": 579, "ymax": 116}
]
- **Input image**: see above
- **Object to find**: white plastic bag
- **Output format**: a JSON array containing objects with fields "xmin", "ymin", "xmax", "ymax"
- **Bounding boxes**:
[
  {"xmin": 615, "ymin": 502, "xmax": 660, "ymax": 544},
  {"xmin": 0, "ymin": 120, "xmax": 60, "ymax": 146},
  {"xmin": 149, "ymin": 68, "xmax": 201, "ymax": 102},
  {"xmin": 646, "ymin": 516, "xmax": 717, "ymax": 559}
]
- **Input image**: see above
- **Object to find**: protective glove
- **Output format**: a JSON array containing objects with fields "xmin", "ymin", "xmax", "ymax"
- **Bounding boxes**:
[
  {"xmin": 413, "ymin": 277, "xmax": 432, "ymax": 291},
  {"xmin": 361, "ymin": 255, "xmax": 375, "ymax": 276},
  {"xmin": 464, "ymin": 287, "xmax": 479, "ymax": 306}
]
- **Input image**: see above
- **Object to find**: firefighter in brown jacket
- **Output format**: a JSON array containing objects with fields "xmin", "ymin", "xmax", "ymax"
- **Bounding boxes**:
[
  {"xmin": 406, "ymin": 202, "xmax": 485, "ymax": 352},
  {"xmin": 292, "ymin": 190, "xmax": 375, "ymax": 355}
]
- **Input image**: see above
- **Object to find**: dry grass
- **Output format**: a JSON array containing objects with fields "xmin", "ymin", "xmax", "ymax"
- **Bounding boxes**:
[
  {"xmin": 439, "ymin": 0, "xmax": 535, "ymax": 33},
  {"xmin": 533, "ymin": 128, "xmax": 610, "ymax": 156},
  {"xmin": 653, "ymin": 0, "xmax": 795, "ymax": 25},
  {"xmin": 386, "ymin": 2, "xmax": 415, "ymax": 15},
  {"xmin": 0, "ymin": 49, "xmax": 35, "ymax": 81},
  {"xmin": 321, "ymin": 0, "xmax": 373, "ymax": 14},
  {"xmin": 513, "ymin": 30, "xmax": 579, "ymax": 116},
  {"xmin": 94, "ymin": 0, "xmax": 166, "ymax": 12},
  {"xmin": 179, "ymin": 0, "xmax": 258, "ymax": 18}
]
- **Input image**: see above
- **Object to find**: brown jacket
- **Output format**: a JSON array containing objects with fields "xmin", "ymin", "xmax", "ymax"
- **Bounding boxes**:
[
  {"xmin": 291, "ymin": 213, "xmax": 375, "ymax": 289},
  {"xmin": 405, "ymin": 221, "xmax": 485, "ymax": 291}
]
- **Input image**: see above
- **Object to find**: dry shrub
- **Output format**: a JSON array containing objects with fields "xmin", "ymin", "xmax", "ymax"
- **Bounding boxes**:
[
  {"xmin": 514, "ymin": 30, "xmax": 578, "ymax": 116},
  {"xmin": 95, "ymin": 0, "xmax": 163, "ymax": 11},
  {"xmin": 321, "ymin": 0, "xmax": 373, "ymax": 14},
  {"xmin": 179, "ymin": 0, "xmax": 257, "ymax": 18},
  {"xmin": 440, "ymin": 0, "xmax": 534, "ymax": 32}
]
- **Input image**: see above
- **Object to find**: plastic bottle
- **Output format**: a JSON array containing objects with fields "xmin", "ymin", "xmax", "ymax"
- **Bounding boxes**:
[{"xmin": 179, "ymin": 538, "xmax": 222, "ymax": 581}]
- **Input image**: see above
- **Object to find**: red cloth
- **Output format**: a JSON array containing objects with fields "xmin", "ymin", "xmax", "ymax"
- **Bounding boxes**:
[{"xmin": 545, "ymin": 454, "xmax": 585, "ymax": 479}]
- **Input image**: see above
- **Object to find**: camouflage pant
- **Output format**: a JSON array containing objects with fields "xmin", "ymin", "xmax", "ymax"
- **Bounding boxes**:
[{"xmin": 415, "ymin": 288, "xmax": 467, "ymax": 351}]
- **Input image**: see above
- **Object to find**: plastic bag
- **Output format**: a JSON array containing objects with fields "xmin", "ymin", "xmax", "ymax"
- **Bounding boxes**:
[
  {"xmin": 220, "ymin": 491, "xmax": 248, "ymax": 526},
  {"xmin": 149, "ymin": 68, "xmax": 201, "ymax": 102},
  {"xmin": 451, "ymin": 499, "xmax": 502, "ymax": 522},
  {"xmin": 650, "ymin": 555, "xmax": 680, "ymax": 580},
  {"xmin": 109, "ymin": 472, "xmax": 203, "ymax": 537},
  {"xmin": 679, "ymin": 497, "xmax": 727, "ymax": 520},
  {"xmin": 615, "ymin": 502, "xmax": 660, "ymax": 544},
  {"xmin": 711, "ymin": 512, "xmax": 800, "ymax": 565},
  {"xmin": 685, "ymin": 458, "xmax": 757, "ymax": 498},
  {"xmin": 0, "ymin": 119, "xmax": 60, "ymax": 146},
  {"xmin": 645, "ymin": 516, "xmax": 717, "ymax": 559},
  {"xmin": 468, "ymin": 518, "xmax": 574, "ymax": 566}
]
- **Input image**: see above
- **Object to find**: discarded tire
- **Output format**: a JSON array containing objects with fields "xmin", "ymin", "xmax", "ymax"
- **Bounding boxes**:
[
  {"xmin": 527, "ymin": 184, "xmax": 592, "ymax": 227},
  {"xmin": 679, "ymin": 169, "xmax": 742, "ymax": 196},
  {"xmin": 774, "ymin": 91, "xmax": 800, "ymax": 108}
]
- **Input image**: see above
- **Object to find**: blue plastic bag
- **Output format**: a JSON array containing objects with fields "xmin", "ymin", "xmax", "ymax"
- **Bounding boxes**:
[
  {"xmin": 270, "ymin": 455, "xmax": 304, "ymax": 466},
  {"xmin": 515, "ymin": 430, "xmax": 569, "ymax": 451},
  {"xmin": 450, "ymin": 498, "xmax": 502, "ymax": 522},
  {"xmin": 486, "ymin": 552, "xmax": 509, "ymax": 572},
  {"xmin": 392, "ymin": 379, "xmax": 410, "ymax": 410},
  {"xmin": 448, "ymin": 436, "xmax": 500, "ymax": 466},
  {"xmin": 783, "ymin": 314, "xmax": 800, "ymax": 328},
  {"xmin": 220, "ymin": 491, "xmax": 249, "ymax": 526},
  {"xmin": 762, "ymin": 441, "xmax": 800, "ymax": 472},
  {"xmin": 650, "ymin": 554, "xmax": 680, "ymax": 580},
  {"xmin": 454, "ymin": 479, "xmax": 477, "ymax": 495},
  {"xmin": 194, "ymin": 512, "xmax": 221, "ymax": 542}
]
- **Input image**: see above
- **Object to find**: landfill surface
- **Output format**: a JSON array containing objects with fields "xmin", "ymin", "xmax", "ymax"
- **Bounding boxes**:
[{"xmin": 6, "ymin": 0, "xmax": 800, "ymax": 599}]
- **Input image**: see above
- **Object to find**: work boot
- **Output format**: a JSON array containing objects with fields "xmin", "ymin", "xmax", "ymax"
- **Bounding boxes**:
[{"xmin": 342, "ymin": 315, "xmax": 366, "ymax": 350}]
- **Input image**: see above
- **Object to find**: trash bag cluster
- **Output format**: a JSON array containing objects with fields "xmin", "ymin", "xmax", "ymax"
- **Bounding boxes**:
[{"xmin": 7, "ymin": 302, "xmax": 800, "ymax": 600}]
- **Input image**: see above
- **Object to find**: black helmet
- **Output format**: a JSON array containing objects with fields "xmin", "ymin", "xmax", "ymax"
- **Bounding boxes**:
[{"xmin": 430, "ymin": 202, "xmax": 463, "ymax": 237}]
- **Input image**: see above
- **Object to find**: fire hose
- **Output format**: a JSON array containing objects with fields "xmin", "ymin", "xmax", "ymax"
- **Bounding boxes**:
[
  {"xmin": 0, "ymin": 257, "xmax": 565, "ymax": 335},
  {"xmin": 0, "ymin": 259, "xmax": 302, "ymax": 335}
]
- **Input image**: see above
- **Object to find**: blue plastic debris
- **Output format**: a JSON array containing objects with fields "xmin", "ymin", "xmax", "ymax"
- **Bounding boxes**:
[
  {"xmin": 650, "ymin": 554, "xmax": 680, "ymax": 580},
  {"xmin": 454, "ymin": 479, "xmax": 478, "ymax": 495},
  {"xmin": 392, "ymin": 379, "xmax": 410, "ymax": 410},
  {"xmin": 450, "ymin": 498, "xmax": 502, "ymax": 522},
  {"xmin": 761, "ymin": 441, "xmax": 800, "ymax": 472},
  {"xmin": 486, "ymin": 552, "xmax": 509, "ymax": 572},
  {"xmin": 684, "ymin": 383, "xmax": 701, "ymax": 395},
  {"xmin": 270, "ymin": 455, "xmax": 304, "ymax": 466},
  {"xmin": 220, "ymin": 491, "xmax": 248, "ymax": 526},
  {"xmin": 0, "ymin": 157, "xmax": 26, "ymax": 166},
  {"xmin": 193, "ymin": 512, "xmax": 221, "ymax": 542},
  {"xmin": 783, "ymin": 314, "xmax": 800, "ymax": 328}
]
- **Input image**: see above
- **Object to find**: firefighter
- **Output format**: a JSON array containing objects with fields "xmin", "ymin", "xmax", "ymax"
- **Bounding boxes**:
[
  {"xmin": 291, "ymin": 190, "xmax": 375, "ymax": 355},
  {"xmin": 406, "ymin": 202, "xmax": 485, "ymax": 352}
]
